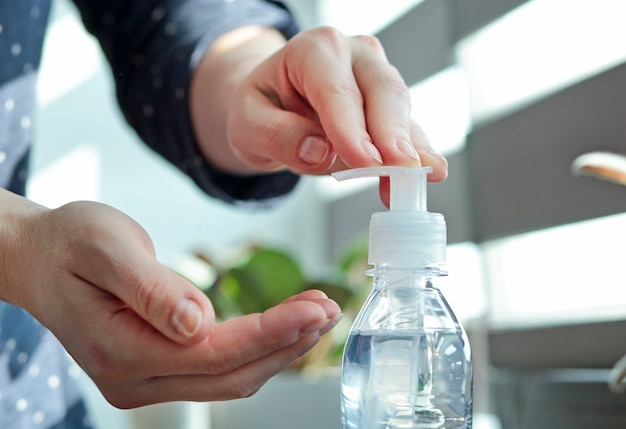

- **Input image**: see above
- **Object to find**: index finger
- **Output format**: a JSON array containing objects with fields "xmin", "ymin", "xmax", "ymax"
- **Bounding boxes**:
[
  {"xmin": 289, "ymin": 28, "xmax": 384, "ymax": 168},
  {"xmin": 297, "ymin": 31, "xmax": 424, "ymax": 170}
]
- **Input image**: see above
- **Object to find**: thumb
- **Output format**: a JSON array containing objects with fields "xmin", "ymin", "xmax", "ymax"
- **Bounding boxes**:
[
  {"xmin": 228, "ymin": 91, "xmax": 338, "ymax": 174},
  {"xmin": 118, "ymin": 259, "xmax": 215, "ymax": 345},
  {"xmin": 76, "ymin": 242, "xmax": 215, "ymax": 345}
]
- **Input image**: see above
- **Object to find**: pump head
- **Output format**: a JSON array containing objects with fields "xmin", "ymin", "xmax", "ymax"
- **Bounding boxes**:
[{"xmin": 333, "ymin": 166, "xmax": 447, "ymax": 269}]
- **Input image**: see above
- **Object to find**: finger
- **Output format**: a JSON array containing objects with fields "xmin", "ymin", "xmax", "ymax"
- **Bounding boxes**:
[
  {"xmin": 378, "ymin": 125, "xmax": 449, "ymax": 205},
  {"xmin": 275, "ymin": 27, "xmax": 384, "ymax": 169},
  {"xmin": 281, "ymin": 288, "xmax": 329, "ymax": 302},
  {"xmin": 197, "ymin": 298, "xmax": 339, "ymax": 374},
  {"xmin": 116, "ymin": 259, "xmax": 215, "ymax": 345},
  {"xmin": 351, "ymin": 35, "xmax": 420, "ymax": 167},
  {"xmin": 283, "ymin": 289, "xmax": 344, "ymax": 333},
  {"xmin": 350, "ymin": 35, "xmax": 447, "ymax": 178},
  {"xmin": 410, "ymin": 121, "xmax": 448, "ymax": 182}
]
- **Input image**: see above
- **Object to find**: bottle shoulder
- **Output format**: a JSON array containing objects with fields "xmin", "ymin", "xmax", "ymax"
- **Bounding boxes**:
[{"xmin": 351, "ymin": 282, "xmax": 462, "ymax": 333}]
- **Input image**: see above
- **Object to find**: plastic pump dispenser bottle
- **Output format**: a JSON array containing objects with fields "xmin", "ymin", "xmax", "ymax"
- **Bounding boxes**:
[{"xmin": 333, "ymin": 166, "xmax": 473, "ymax": 429}]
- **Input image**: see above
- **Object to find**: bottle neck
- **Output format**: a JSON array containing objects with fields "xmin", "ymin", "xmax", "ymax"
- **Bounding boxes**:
[
  {"xmin": 354, "ymin": 265, "xmax": 457, "ymax": 332},
  {"xmin": 366, "ymin": 265, "xmax": 447, "ymax": 278},
  {"xmin": 365, "ymin": 265, "xmax": 447, "ymax": 294}
]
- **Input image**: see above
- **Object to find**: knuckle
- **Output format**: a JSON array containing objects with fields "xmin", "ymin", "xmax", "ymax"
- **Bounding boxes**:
[
  {"xmin": 133, "ymin": 276, "xmax": 165, "ymax": 320},
  {"xmin": 354, "ymin": 34, "xmax": 385, "ymax": 53},
  {"xmin": 378, "ymin": 66, "xmax": 410, "ymax": 97},
  {"xmin": 259, "ymin": 117, "xmax": 292, "ymax": 169},
  {"xmin": 293, "ymin": 26, "xmax": 346, "ymax": 57},
  {"xmin": 309, "ymin": 26, "xmax": 344, "ymax": 46},
  {"xmin": 82, "ymin": 344, "xmax": 127, "ymax": 385},
  {"xmin": 261, "ymin": 115, "xmax": 283, "ymax": 153},
  {"xmin": 228, "ymin": 109, "xmax": 285, "ymax": 171},
  {"xmin": 336, "ymin": 80, "xmax": 364, "ymax": 99},
  {"xmin": 322, "ymin": 80, "xmax": 363, "ymax": 108},
  {"xmin": 386, "ymin": 118, "xmax": 412, "ymax": 135},
  {"xmin": 82, "ymin": 346, "xmax": 146, "ymax": 409}
]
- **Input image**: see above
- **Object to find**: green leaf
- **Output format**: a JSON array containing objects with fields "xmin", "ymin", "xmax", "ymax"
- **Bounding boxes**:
[
  {"xmin": 206, "ymin": 273, "xmax": 242, "ymax": 320},
  {"xmin": 231, "ymin": 248, "xmax": 306, "ymax": 313}
]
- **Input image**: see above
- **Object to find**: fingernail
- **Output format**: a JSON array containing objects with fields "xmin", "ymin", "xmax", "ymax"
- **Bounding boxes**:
[
  {"xmin": 172, "ymin": 299, "xmax": 202, "ymax": 337},
  {"xmin": 320, "ymin": 313, "xmax": 344, "ymax": 335},
  {"xmin": 397, "ymin": 139, "xmax": 421, "ymax": 162},
  {"xmin": 362, "ymin": 140, "xmax": 383, "ymax": 164},
  {"xmin": 299, "ymin": 136, "xmax": 330, "ymax": 165}
]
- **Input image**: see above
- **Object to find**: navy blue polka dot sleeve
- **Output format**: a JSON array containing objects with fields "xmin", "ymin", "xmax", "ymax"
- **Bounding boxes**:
[{"xmin": 71, "ymin": 0, "xmax": 301, "ymax": 205}]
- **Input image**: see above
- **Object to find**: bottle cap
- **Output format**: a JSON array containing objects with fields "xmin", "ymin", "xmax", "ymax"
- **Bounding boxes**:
[{"xmin": 333, "ymin": 166, "xmax": 446, "ymax": 269}]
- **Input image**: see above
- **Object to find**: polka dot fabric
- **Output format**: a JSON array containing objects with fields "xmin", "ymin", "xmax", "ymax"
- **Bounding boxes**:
[
  {"xmin": 0, "ymin": 0, "xmax": 49, "ymax": 196},
  {"xmin": 0, "ymin": 305, "xmax": 93, "ymax": 428}
]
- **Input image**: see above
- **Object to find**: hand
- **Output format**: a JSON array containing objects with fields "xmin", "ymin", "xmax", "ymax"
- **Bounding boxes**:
[
  {"xmin": 228, "ymin": 26, "xmax": 448, "ymax": 178},
  {"xmin": 0, "ymin": 191, "xmax": 341, "ymax": 408},
  {"xmin": 191, "ymin": 26, "xmax": 448, "ymax": 180}
]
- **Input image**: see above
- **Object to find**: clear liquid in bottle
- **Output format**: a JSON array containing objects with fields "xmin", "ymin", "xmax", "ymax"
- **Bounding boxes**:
[{"xmin": 342, "ymin": 330, "xmax": 472, "ymax": 429}]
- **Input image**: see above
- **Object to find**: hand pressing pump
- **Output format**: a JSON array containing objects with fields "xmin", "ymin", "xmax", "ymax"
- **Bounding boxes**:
[{"xmin": 333, "ymin": 166, "xmax": 473, "ymax": 429}]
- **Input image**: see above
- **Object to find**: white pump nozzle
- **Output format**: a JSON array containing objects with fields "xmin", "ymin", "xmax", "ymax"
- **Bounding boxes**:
[
  {"xmin": 333, "ymin": 166, "xmax": 431, "ymax": 212},
  {"xmin": 332, "ymin": 166, "xmax": 446, "ymax": 269}
]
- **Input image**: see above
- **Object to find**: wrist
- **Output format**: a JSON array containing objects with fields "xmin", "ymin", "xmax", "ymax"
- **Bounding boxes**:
[{"xmin": 0, "ymin": 188, "xmax": 48, "ymax": 309}]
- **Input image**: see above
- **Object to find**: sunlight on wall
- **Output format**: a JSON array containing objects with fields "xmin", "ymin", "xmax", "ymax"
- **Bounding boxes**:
[
  {"xmin": 319, "ymin": 0, "xmax": 423, "ymax": 35},
  {"xmin": 456, "ymin": 0, "xmax": 626, "ymax": 123},
  {"xmin": 453, "ymin": 0, "xmax": 626, "ymax": 329},
  {"xmin": 37, "ymin": 9, "xmax": 101, "ymax": 108},
  {"xmin": 484, "ymin": 212, "xmax": 626, "ymax": 329},
  {"xmin": 410, "ymin": 67, "xmax": 471, "ymax": 156},
  {"xmin": 445, "ymin": 242, "xmax": 487, "ymax": 324},
  {"xmin": 27, "ymin": 144, "xmax": 101, "ymax": 207}
]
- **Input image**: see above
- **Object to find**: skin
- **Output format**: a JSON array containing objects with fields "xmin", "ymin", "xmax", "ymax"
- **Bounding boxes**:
[{"xmin": 0, "ymin": 25, "xmax": 447, "ymax": 409}]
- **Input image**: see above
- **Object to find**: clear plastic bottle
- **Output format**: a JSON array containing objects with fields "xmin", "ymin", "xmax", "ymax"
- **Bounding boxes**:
[{"xmin": 333, "ymin": 167, "xmax": 473, "ymax": 429}]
